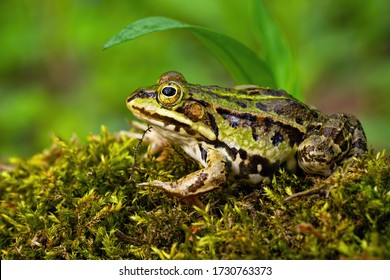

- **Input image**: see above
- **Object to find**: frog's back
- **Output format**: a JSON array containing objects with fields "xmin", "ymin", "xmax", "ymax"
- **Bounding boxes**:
[{"xmin": 188, "ymin": 83, "xmax": 325, "ymax": 133}]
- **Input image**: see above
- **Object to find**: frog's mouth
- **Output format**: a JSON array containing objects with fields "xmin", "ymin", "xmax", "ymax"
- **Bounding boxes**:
[
  {"xmin": 130, "ymin": 104, "xmax": 196, "ymax": 133},
  {"xmin": 128, "ymin": 103, "xmax": 217, "ymax": 142}
]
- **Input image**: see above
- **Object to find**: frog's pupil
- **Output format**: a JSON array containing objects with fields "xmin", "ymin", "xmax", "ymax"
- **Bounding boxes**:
[{"xmin": 162, "ymin": 86, "xmax": 176, "ymax": 97}]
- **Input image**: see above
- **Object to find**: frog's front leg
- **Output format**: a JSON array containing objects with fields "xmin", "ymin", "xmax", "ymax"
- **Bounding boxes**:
[{"xmin": 138, "ymin": 148, "xmax": 228, "ymax": 198}]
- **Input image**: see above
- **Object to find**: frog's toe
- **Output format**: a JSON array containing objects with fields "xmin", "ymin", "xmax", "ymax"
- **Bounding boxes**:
[{"xmin": 137, "ymin": 181, "xmax": 187, "ymax": 197}]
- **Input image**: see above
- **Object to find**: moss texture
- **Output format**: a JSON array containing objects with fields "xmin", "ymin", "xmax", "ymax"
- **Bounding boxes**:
[{"xmin": 1, "ymin": 126, "xmax": 389, "ymax": 259}]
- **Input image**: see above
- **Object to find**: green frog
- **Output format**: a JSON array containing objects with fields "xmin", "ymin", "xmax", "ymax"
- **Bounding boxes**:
[{"xmin": 126, "ymin": 71, "xmax": 367, "ymax": 198}]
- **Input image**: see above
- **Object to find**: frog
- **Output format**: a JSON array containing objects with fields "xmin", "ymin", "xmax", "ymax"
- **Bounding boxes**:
[{"xmin": 126, "ymin": 71, "xmax": 367, "ymax": 199}]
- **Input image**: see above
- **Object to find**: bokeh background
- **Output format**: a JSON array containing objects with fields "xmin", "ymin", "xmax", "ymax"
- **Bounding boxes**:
[{"xmin": 1, "ymin": 0, "xmax": 389, "ymax": 161}]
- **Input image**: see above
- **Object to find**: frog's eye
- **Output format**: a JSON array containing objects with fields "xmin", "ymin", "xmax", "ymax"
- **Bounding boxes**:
[
  {"xmin": 157, "ymin": 82, "xmax": 183, "ymax": 107},
  {"xmin": 162, "ymin": 86, "xmax": 177, "ymax": 97}
]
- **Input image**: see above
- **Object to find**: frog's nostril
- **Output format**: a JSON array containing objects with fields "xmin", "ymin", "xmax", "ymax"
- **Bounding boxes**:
[
  {"xmin": 136, "ymin": 90, "xmax": 145, "ymax": 97},
  {"xmin": 127, "ymin": 90, "xmax": 144, "ymax": 102}
]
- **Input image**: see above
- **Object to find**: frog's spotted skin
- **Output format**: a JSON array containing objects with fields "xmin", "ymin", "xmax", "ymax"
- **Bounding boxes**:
[{"xmin": 126, "ymin": 71, "xmax": 367, "ymax": 198}]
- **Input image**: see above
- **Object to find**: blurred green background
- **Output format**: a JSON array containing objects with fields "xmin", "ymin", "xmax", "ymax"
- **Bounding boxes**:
[{"xmin": 1, "ymin": 0, "xmax": 389, "ymax": 161}]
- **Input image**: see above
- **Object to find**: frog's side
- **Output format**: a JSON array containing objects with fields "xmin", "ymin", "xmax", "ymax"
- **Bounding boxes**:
[{"xmin": 126, "ymin": 71, "xmax": 367, "ymax": 198}]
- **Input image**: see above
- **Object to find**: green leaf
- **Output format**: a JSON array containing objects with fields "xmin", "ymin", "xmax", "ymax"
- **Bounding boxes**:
[
  {"xmin": 104, "ymin": 16, "xmax": 275, "ymax": 87},
  {"xmin": 103, "ymin": 16, "xmax": 190, "ymax": 48},
  {"xmin": 251, "ymin": 0, "xmax": 300, "ymax": 96}
]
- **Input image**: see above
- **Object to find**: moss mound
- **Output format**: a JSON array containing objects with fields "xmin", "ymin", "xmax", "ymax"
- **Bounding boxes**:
[{"xmin": 1, "ymin": 126, "xmax": 389, "ymax": 259}]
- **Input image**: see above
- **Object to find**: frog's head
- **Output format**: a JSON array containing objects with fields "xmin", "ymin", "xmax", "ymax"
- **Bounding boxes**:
[{"xmin": 126, "ymin": 71, "xmax": 218, "ymax": 141}]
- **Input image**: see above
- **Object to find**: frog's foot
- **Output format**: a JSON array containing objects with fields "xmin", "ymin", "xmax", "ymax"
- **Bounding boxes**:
[
  {"xmin": 138, "ymin": 181, "xmax": 192, "ymax": 198},
  {"xmin": 138, "ymin": 148, "xmax": 228, "ymax": 199},
  {"xmin": 138, "ymin": 181, "xmax": 206, "ymax": 207},
  {"xmin": 138, "ymin": 167, "xmax": 226, "ymax": 198}
]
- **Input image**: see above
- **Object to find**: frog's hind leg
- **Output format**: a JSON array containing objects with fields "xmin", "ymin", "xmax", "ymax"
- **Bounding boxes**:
[
  {"xmin": 297, "ymin": 113, "xmax": 356, "ymax": 177},
  {"xmin": 286, "ymin": 113, "xmax": 367, "ymax": 201}
]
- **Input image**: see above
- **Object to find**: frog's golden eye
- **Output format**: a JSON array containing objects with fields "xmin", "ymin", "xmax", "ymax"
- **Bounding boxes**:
[{"xmin": 157, "ymin": 82, "xmax": 183, "ymax": 107}]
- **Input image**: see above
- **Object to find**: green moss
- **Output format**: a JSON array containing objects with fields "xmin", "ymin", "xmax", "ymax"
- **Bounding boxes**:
[{"xmin": 1, "ymin": 126, "xmax": 389, "ymax": 259}]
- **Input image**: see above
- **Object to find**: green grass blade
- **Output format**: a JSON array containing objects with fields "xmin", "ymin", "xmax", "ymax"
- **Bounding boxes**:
[
  {"xmin": 104, "ymin": 16, "xmax": 276, "ymax": 87},
  {"xmin": 251, "ymin": 0, "xmax": 300, "ymax": 96}
]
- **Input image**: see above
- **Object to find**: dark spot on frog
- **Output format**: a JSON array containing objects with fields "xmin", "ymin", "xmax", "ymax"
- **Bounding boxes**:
[
  {"xmin": 271, "ymin": 132, "xmax": 284, "ymax": 146},
  {"xmin": 295, "ymin": 117, "xmax": 303, "ymax": 125},
  {"xmin": 238, "ymin": 149, "xmax": 247, "ymax": 160},
  {"xmin": 269, "ymin": 99, "xmax": 315, "ymax": 120},
  {"xmin": 235, "ymin": 100, "xmax": 248, "ymax": 108},
  {"xmin": 207, "ymin": 113, "xmax": 219, "ymax": 137},
  {"xmin": 256, "ymin": 102, "xmax": 267, "ymax": 111},
  {"xmin": 251, "ymin": 117, "xmax": 273, "ymax": 140},
  {"xmin": 188, "ymin": 172, "xmax": 208, "ymax": 193},
  {"xmin": 264, "ymin": 117, "xmax": 273, "ymax": 128},
  {"xmin": 266, "ymin": 89, "xmax": 289, "ymax": 97},
  {"xmin": 250, "ymin": 116, "xmax": 303, "ymax": 146},
  {"xmin": 251, "ymin": 127, "xmax": 259, "ymax": 141},
  {"xmin": 239, "ymin": 154, "xmax": 277, "ymax": 177},
  {"xmin": 230, "ymin": 147, "xmax": 238, "ymax": 159},
  {"xmin": 216, "ymin": 108, "xmax": 251, "ymax": 122},
  {"xmin": 199, "ymin": 144, "xmax": 207, "ymax": 162},
  {"xmin": 273, "ymin": 100, "xmax": 301, "ymax": 116},
  {"xmin": 240, "ymin": 112, "xmax": 257, "ymax": 123},
  {"xmin": 216, "ymin": 107, "xmax": 256, "ymax": 128},
  {"xmin": 216, "ymin": 107, "xmax": 229, "ymax": 118},
  {"xmin": 269, "ymin": 117, "xmax": 304, "ymax": 147},
  {"xmin": 174, "ymin": 125, "xmax": 181, "ymax": 132}
]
